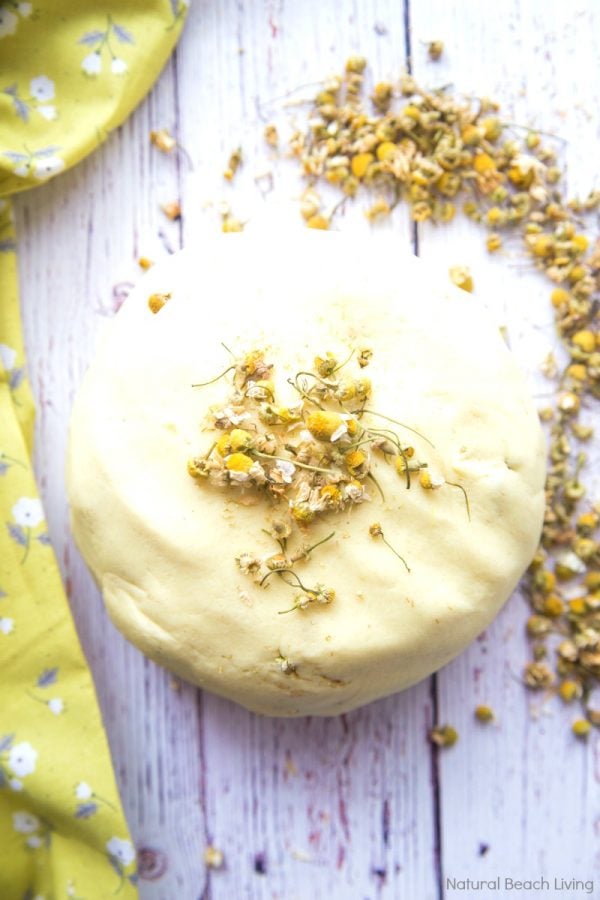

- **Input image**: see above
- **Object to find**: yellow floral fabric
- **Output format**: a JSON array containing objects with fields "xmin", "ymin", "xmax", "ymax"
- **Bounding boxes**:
[{"xmin": 0, "ymin": 3, "xmax": 187, "ymax": 897}]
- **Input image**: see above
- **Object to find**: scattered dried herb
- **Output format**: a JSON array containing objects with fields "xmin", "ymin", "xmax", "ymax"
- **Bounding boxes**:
[
  {"xmin": 147, "ymin": 292, "xmax": 170, "ymax": 314},
  {"xmin": 274, "ymin": 58, "xmax": 599, "ymax": 730},
  {"xmin": 203, "ymin": 845, "xmax": 225, "ymax": 869},
  {"xmin": 429, "ymin": 724, "xmax": 459, "ymax": 747},
  {"xmin": 426, "ymin": 40, "xmax": 444, "ymax": 61},
  {"xmin": 150, "ymin": 128, "xmax": 177, "ymax": 153},
  {"xmin": 264, "ymin": 124, "xmax": 279, "ymax": 148},
  {"xmin": 474, "ymin": 704, "xmax": 494, "ymax": 723},
  {"xmin": 161, "ymin": 200, "xmax": 182, "ymax": 221},
  {"xmin": 223, "ymin": 146, "xmax": 243, "ymax": 181},
  {"xmin": 572, "ymin": 719, "xmax": 591, "ymax": 739}
]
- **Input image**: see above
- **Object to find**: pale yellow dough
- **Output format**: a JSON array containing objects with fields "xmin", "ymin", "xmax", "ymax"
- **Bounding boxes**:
[{"xmin": 67, "ymin": 232, "xmax": 545, "ymax": 717}]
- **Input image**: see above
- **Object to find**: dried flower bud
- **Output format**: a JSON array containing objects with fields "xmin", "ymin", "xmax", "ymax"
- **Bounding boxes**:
[{"xmin": 429, "ymin": 724, "xmax": 458, "ymax": 747}]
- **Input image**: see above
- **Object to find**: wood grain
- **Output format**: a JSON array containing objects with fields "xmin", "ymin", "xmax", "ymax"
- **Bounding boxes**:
[{"xmin": 14, "ymin": 0, "xmax": 600, "ymax": 897}]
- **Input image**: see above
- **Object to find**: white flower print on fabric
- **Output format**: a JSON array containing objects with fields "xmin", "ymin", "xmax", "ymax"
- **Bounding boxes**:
[
  {"xmin": 37, "ymin": 105, "xmax": 57, "ymax": 121},
  {"xmin": 0, "ymin": 343, "xmax": 16, "ymax": 372},
  {"xmin": 81, "ymin": 53, "xmax": 102, "ymax": 76},
  {"xmin": 48, "ymin": 697, "xmax": 64, "ymax": 715},
  {"xmin": 75, "ymin": 781, "xmax": 93, "ymax": 800},
  {"xmin": 29, "ymin": 76, "xmax": 54, "ymax": 102},
  {"xmin": 12, "ymin": 497, "xmax": 44, "ymax": 528},
  {"xmin": 74, "ymin": 779, "xmax": 118, "ymax": 818},
  {"xmin": 0, "ymin": 1, "xmax": 32, "ymax": 39},
  {"xmin": 8, "ymin": 497, "xmax": 50, "ymax": 563},
  {"xmin": 78, "ymin": 16, "xmax": 134, "ymax": 77},
  {"xmin": 3, "ymin": 146, "xmax": 65, "ymax": 182},
  {"xmin": 11, "ymin": 807, "xmax": 52, "ymax": 851},
  {"xmin": 0, "ymin": 341, "xmax": 25, "ymax": 396},
  {"xmin": 8, "ymin": 741, "xmax": 37, "ymax": 777},
  {"xmin": 111, "ymin": 58, "xmax": 128, "ymax": 75},
  {"xmin": 28, "ymin": 668, "xmax": 65, "ymax": 714},
  {"xmin": 0, "ymin": 8, "xmax": 18, "ymax": 39},
  {"xmin": 0, "ymin": 736, "xmax": 39, "ymax": 802},
  {"xmin": 0, "ymin": 617, "xmax": 14, "ymax": 634},
  {"xmin": 32, "ymin": 155, "xmax": 64, "ymax": 178},
  {"xmin": 106, "ymin": 835, "xmax": 139, "ymax": 889},
  {"xmin": 2, "ymin": 76, "xmax": 59, "ymax": 123},
  {"xmin": 13, "ymin": 811, "xmax": 40, "ymax": 833},
  {"xmin": 107, "ymin": 836, "xmax": 136, "ymax": 866}
]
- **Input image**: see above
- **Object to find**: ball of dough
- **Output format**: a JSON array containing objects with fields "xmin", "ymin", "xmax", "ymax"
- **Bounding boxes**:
[{"xmin": 67, "ymin": 232, "xmax": 545, "ymax": 717}]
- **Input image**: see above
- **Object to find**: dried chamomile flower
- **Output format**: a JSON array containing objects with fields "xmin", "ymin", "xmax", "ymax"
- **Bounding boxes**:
[
  {"xmin": 357, "ymin": 349, "xmax": 373, "ymax": 368},
  {"xmin": 314, "ymin": 353, "xmax": 338, "ymax": 377},
  {"xmin": 369, "ymin": 522, "xmax": 410, "ymax": 572},
  {"xmin": 418, "ymin": 470, "xmax": 444, "ymax": 490},
  {"xmin": 161, "ymin": 200, "xmax": 182, "ymax": 221},
  {"xmin": 306, "ymin": 213, "xmax": 330, "ymax": 230},
  {"xmin": 223, "ymin": 146, "xmax": 243, "ymax": 181},
  {"xmin": 449, "ymin": 266, "xmax": 474, "ymax": 293},
  {"xmin": 558, "ymin": 680, "xmax": 582, "ymax": 703},
  {"xmin": 204, "ymin": 845, "xmax": 224, "ymax": 869},
  {"xmin": 426, "ymin": 40, "xmax": 444, "ymax": 61},
  {"xmin": 336, "ymin": 376, "xmax": 372, "ymax": 402},
  {"xmin": 474, "ymin": 705, "xmax": 494, "ymax": 723},
  {"xmin": 221, "ymin": 214, "xmax": 244, "ymax": 233},
  {"xmin": 138, "ymin": 256, "xmax": 153, "ymax": 270},
  {"xmin": 264, "ymin": 124, "xmax": 279, "ymax": 147},
  {"xmin": 147, "ymin": 292, "xmax": 171, "ymax": 314},
  {"xmin": 187, "ymin": 457, "xmax": 213, "ymax": 479},
  {"xmin": 280, "ymin": 584, "xmax": 335, "ymax": 613},
  {"xmin": 150, "ymin": 128, "xmax": 176, "ymax": 153},
  {"xmin": 365, "ymin": 198, "xmax": 391, "ymax": 222},
  {"xmin": 236, "ymin": 553, "xmax": 262, "ymax": 577},
  {"xmin": 300, "ymin": 188, "xmax": 322, "ymax": 221},
  {"xmin": 429, "ymin": 724, "xmax": 458, "ymax": 748},
  {"xmin": 306, "ymin": 411, "xmax": 351, "ymax": 442},
  {"xmin": 571, "ymin": 719, "xmax": 591, "ymax": 739},
  {"xmin": 523, "ymin": 662, "xmax": 554, "ymax": 689},
  {"xmin": 275, "ymin": 653, "xmax": 296, "ymax": 675}
]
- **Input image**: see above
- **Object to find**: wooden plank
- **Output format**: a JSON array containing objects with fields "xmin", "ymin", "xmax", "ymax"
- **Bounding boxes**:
[
  {"xmin": 409, "ymin": 0, "xmax": 600, "ymax": 892},
  {"xmin": 177, "ymin": 1, "xmax": 441, "ymax": 897}
]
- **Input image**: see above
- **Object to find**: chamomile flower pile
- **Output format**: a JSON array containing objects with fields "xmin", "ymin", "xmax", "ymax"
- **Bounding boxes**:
[{"xmin": 187, "ymin": 347, "xmax": 456, "ymax": 613}]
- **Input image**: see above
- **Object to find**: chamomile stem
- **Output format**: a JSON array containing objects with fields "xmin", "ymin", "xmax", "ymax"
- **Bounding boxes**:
[
  {"xmin": 446, "ymin": 481, "xmax": 471, "ymax": 521},
  {"xmin": 302, "ymin": 531, "xmax": 335, "ymax": 555},
  {"xmin": 367, "ymin": 471, "xmax": 385, "ymax": 502},
  {"xmin": 381, "ymin": 535, "xmax": 411, "ymax": 573},
  {"xmin": 192, "ymin": 365, "xmax": 236, "ymax": 388},
  {"xmin": 331, "ymin": 348, "xmax": 355, "ymax": 374}
]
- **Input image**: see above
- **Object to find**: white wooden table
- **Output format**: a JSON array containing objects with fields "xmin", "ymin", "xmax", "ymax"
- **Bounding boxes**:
[{"xmin": 16, "ymin": 2, "xmax": 600, "ymax": 897}]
